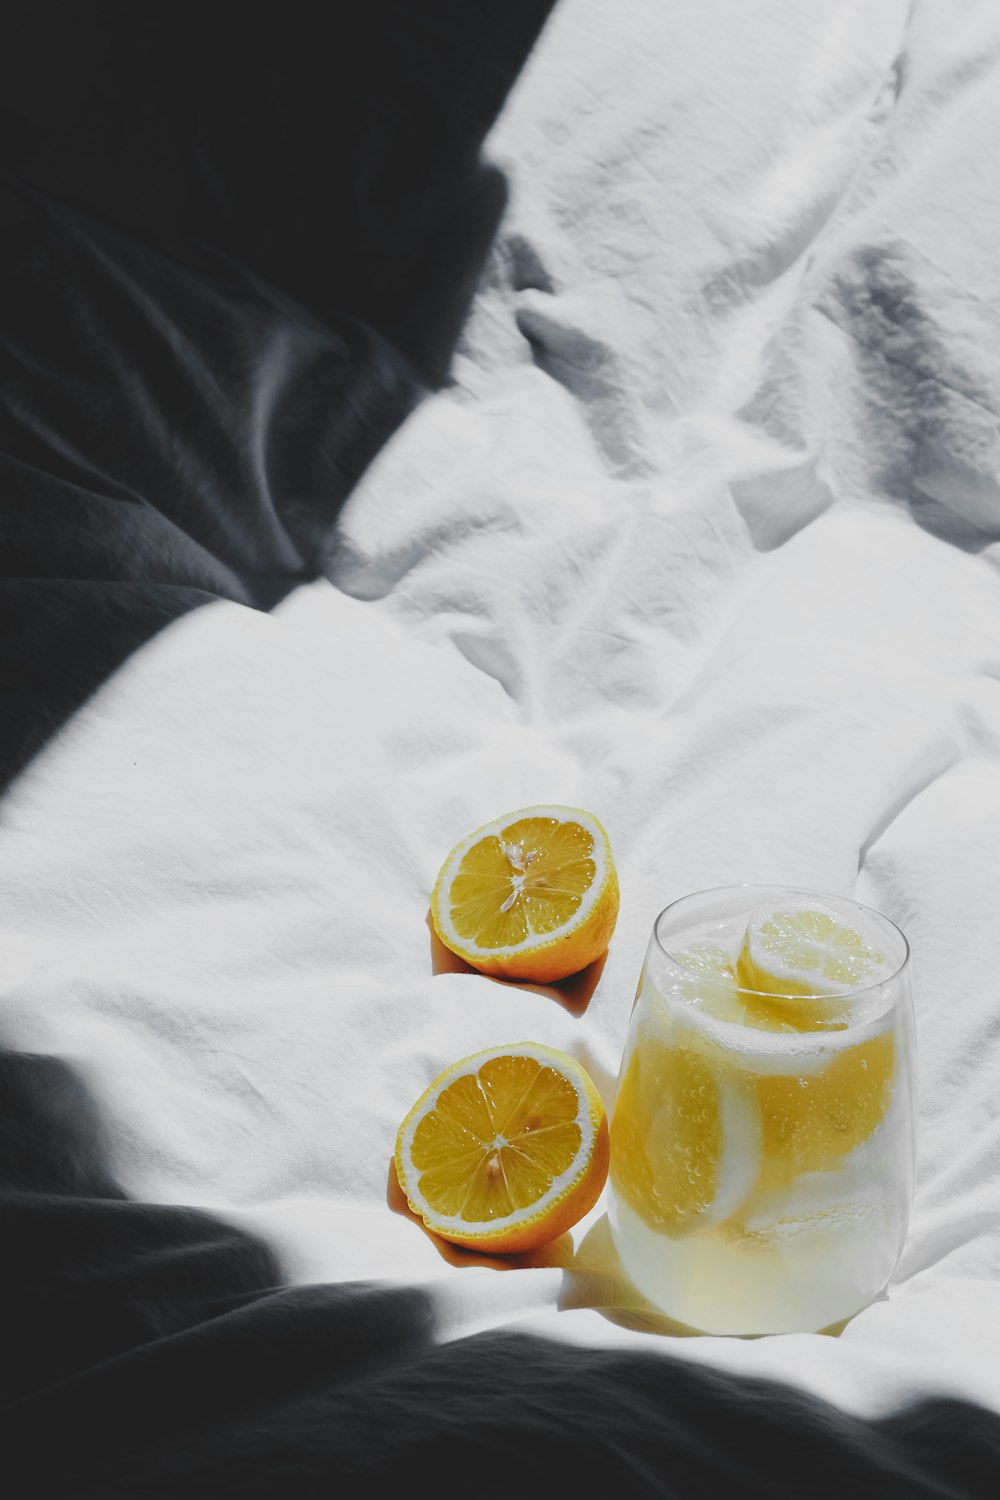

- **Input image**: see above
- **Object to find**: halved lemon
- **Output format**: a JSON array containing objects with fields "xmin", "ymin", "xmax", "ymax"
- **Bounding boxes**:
[
  {"xmin": 394, "ymin": 1042, "xmax": 610, "ymax": 1252},
  {"xmin": 430, "ymin": 804, "xmax": 619, "ymax": 983}
]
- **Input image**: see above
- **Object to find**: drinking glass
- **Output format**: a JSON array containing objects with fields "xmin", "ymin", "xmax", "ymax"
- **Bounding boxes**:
[{"xmin": 607, "ymin": 885, "xmax": 917, "ymax": 1335}]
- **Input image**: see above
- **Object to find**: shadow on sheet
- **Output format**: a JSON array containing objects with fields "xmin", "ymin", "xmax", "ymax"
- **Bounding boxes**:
[
  {"xmin": 2, "ymin": 5, "xmax": 997, "ymax": 1496},
  {"xmin": 1, "ymin": 1044, "xmax": 997, "ymax": 1498},
  {"xmin": 0, "ymin": 0, "xmax": 546, "ymax": 795}
]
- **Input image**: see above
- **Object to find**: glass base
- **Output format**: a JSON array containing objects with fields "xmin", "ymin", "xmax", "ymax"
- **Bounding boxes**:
[{"xmin": 609, "ymin": 1195, "xmax": 898, "ymax": 1337}]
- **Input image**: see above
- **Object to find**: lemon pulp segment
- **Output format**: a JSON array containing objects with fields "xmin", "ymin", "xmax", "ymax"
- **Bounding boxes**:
[
  {"xmin": 448, "ymin": 816, "xmax": 596, "ymax": 948},
  {"xmin": 431, "ymin": 804, "xmax": 619, "ymax": 982},
  {"xmin": 409, "ymin": 1053, "xmax": 583, "ymax": 1223},
  {"xmin": 756, "ymin": 1030, "xmax": 896, "ymax": 1186}
]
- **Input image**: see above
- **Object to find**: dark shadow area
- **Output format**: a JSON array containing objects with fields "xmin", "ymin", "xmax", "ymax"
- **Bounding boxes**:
[
  {"xmin": 2, "ymin": 1042, "xmax": 997, "ymax": 1498},
  {"xmin": 0, "ymin": 1040, "xmax": 439, "ymax": 1493},
  {"xmin": 0, "ymin": 1044, "xmax": 285, "ymax": 1405},
  {"xmin": 90, "ymin": 1335, "xmax": 993, "ymax": 1500},
  {"xmin": 0, "ymin": 0, "xmax": 557, "ymax": 795}
]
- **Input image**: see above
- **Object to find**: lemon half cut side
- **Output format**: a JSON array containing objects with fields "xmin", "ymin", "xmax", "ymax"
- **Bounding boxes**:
[
  {"xmin": 430, "ymin": 804, "xmax": 620, "ymax": 983},
  {"xmin": 395, "ymin": 1042, "xmax": 610, "ymax": 1253}
]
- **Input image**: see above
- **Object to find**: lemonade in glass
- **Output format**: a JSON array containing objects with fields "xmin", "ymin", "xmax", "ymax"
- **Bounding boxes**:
[{"xmin": 607, "ymin": 886, "xmax": 917, "ymax": 1335}]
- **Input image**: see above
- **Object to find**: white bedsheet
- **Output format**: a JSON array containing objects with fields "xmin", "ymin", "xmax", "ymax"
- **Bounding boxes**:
[{"xmin": 3, "ymin": 0, "xmax": 1000, "ymax": 1427}]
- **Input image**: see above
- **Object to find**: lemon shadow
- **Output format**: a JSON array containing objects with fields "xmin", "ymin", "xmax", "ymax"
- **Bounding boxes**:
[
  {"xmin": 427, "ymin": 910, "xmax": 607, "ymax": 1016},
  {"xmin": 560, "ymin": 1212, "xmax": 700, "ymax": 1337},
  {"xmin": 386, "ymin": 1157, "xmax": 574, "ymax": 1270},
  {"xmin": 563, "ymin": 1212, "xmax": 852, "ymax": 1340}
]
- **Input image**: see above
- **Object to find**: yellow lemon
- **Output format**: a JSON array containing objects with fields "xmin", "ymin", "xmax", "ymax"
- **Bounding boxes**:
[
  {"xmin": 394, "ymin": 1042, "xmax": 609, "ymax": 1253},
  {"xmin": 755, "ymin": 1029, "xmax": 896, "ymax": 1188},
  {"xmin": 610, "ymin": 1026, "xmax": 760, "ymax": 1237},
  {"xmin": 430, "ymin": 804, "xmax": 619, "ymax": 983},
  {"xmin": 731, "ymin": 904, "xmax": 896, "ymax": 1184},
  {"xmin": 737, "ymin": 902, "xmax": 886, "ymax": 998}
]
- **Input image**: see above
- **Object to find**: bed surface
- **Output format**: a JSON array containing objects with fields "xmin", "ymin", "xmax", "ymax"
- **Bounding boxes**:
[{"xmin": 3, "ymin": 2, "xmax": 1000, "ymax": 1493}]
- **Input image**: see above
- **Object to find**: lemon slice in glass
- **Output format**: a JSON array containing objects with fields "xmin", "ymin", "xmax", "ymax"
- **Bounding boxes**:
[
  {"xmin": 736, "ymin": 902, "xmax": 887, "ymax": 1025},
  {"xmin": 610, "ymin": 1026, "xmax": 760, "ymax": 1237}
]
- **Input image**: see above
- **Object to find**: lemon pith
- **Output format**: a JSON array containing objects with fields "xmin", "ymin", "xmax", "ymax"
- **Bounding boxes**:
[
  {"xmin": 395, "ymin": 1043, "xmax": 610, "ymax": 1252},
  {"xmin": 430, "ymin": 805, "xmax": 619, "ymax": 982}
]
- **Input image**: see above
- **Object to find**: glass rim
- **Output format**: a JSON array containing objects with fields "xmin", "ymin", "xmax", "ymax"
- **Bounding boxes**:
[{"xmin": 651, "ymin": 882, "xmax": 911, "ymax": 1007}]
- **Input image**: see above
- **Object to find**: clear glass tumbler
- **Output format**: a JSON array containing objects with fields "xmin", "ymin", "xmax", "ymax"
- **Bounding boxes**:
[{"xmin": 607, "ymin": 885, "xmax": 917, "ymax": 1335}]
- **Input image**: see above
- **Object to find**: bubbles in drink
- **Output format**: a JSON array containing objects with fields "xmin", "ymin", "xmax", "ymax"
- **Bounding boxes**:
[{"xmin": 608, "ymin": 896, "xmax": 916, "ymax": 1335}]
